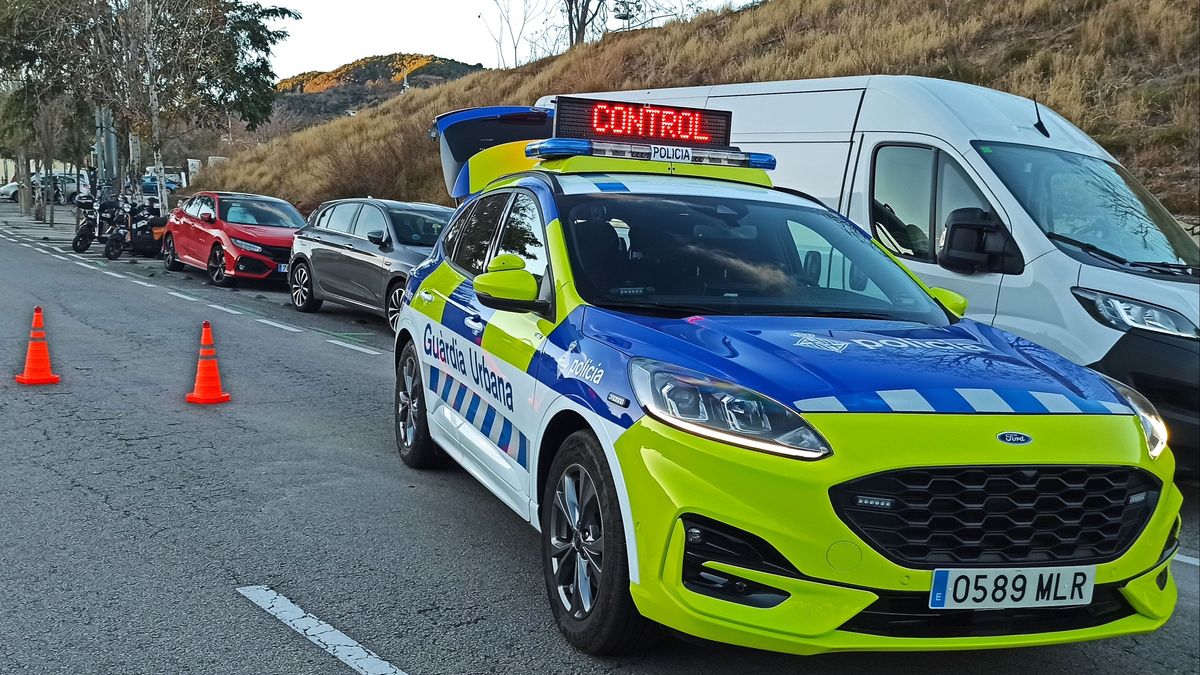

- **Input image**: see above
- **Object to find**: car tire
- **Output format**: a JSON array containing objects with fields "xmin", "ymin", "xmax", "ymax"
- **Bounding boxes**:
[
  {"xmin": 541, "ymin": 430, "xmax": 661, "ymax": 656},
  {"xmin": 385, "ymin": 280, "xmax": 406, "ymax": 334},
  {"xmin": 163, "ymin": 234, "xmax": 184, "ymax": 271},
  {"xmin": 207, "ymin": 245, "xmax": 236, "ymax": 287},
  {"xmin": 395, "ymin": 340, "xmax": 442, "ymax": 468},
  {"xmin": 290, "ymin": 262, "xmax": 323, "ymax": 312}
]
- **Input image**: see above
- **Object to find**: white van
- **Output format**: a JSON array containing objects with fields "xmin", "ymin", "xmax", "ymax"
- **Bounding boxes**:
[{"xmin": 536, "ymin": 76, "xmax": 1199, "ymax": 471}]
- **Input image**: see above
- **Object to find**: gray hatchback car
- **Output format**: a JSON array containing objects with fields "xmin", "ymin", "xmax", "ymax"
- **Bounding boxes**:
[{"xmin": 288, "ymin": 198, "xmax": 453, "ymax": 332}]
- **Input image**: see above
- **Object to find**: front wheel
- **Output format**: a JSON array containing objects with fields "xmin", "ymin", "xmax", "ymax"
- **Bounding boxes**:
[
  {"xmin": 395, "ymin": 341, "xmax": 441, "ymax": 468},
  {"xmin": 207, "ymin": 245, "xmax": 236, "ymax": 287},
  {"xmin": 104, "ymin": 237, "xmax": 123, "ymax": 260},
  {"xmin": 290, "ymin": 262, "xmax": 323, "ymax": 312},
  {"xmin": 541, "ymin": 431, "xmax": 660, "ymax": 655},
  {"xmin": 71, "ymin": 229, "xmax": 93, "ymax": 253}
]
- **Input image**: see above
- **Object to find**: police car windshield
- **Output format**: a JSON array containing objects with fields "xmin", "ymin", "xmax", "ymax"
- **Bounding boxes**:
[{"xmin": 561, "ymin": 193, "xmax": 950, "ymax": 325}]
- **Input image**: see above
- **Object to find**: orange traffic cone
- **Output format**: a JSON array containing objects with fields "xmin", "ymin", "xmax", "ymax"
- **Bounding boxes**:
[
  {"xmin": 15, "ymin": 306, "xmax": 61, "ymax": 386},
  {"xmin": 185, "ymin": 320, "xmax": 231, "ymax": 404}
]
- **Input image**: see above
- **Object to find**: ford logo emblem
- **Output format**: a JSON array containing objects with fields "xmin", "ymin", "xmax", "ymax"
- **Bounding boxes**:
[{"xmin": 997, "ymin": 432, "xmax": 1033, "ymax": 445}]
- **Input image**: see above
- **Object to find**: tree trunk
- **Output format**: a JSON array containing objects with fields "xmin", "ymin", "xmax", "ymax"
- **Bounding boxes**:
[{"xmin": 16, "ymin": 151, "xmax": 30, "ymax": 216}]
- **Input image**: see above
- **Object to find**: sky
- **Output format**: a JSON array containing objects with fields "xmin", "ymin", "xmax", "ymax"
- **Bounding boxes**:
[{"xmin": 267, "ymin": 0, "xmax": 737, "ymax": 79}]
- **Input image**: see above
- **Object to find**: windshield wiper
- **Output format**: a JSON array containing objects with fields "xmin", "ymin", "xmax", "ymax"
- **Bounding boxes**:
[
  {"xmin": 593, "ymin": 301, "xmax": 731, "ymax": 317},
  {"xmin": 788, "ymin": 309, "xmax": 899, "ymax": 320},
  {"xmin": 1045, "ymin": 232, "xmax": 1196, "ymax": 276}
]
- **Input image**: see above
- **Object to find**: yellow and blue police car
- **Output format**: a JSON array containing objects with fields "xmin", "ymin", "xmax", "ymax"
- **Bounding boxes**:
[{"xmin": 393, "ymin": 98, "xmax": 1180, "ymax": 656}]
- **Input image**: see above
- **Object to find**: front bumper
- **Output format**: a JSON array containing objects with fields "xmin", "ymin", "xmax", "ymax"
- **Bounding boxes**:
[
  {"xmin": 1090, "ymin": 328, "xmax": 1200, "ymax": 474},
  {"xmin": 228, "ymin": 248, "xmax": 290, "ymax": 279},
  {"xmin": 614, "ymin": 413, "xmax": 1181, "ymax": 655}
]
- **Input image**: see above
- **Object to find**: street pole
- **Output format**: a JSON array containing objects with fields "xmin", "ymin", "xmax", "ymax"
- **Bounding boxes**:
[{"xmin": 144, "ymin": 0, "xmax": 167, "ymax": 209}]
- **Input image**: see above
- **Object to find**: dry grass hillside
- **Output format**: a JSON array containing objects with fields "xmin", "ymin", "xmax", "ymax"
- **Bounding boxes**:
[{"xmin": 196, "ymin": 0, "xmax": 1199, "ymax": 215}]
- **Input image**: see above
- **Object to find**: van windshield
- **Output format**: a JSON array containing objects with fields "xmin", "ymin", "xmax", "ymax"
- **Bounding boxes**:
[
  {"xmin": 973, "ymin": 141, "xmax": 1198, "ymax": 271},
  {"xmin": 559, "ymin": 192, "xmax": 950, "ymax": 325}
]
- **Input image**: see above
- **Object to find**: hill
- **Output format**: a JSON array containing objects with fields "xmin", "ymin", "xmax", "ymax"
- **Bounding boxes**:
[
  {"xmin": 197, "ymin": 0, "xmax": 1199, "ymax": 216},
  {"xmin": 274, "ymin": 53, "xmax": 483, "ymax": 123}
]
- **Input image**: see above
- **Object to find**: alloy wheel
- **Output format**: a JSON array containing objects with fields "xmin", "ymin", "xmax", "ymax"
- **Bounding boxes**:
[
  {"xmin": 396, "ymin": 351, "xmax": 420, "ymax": 447},
  {"xmin": 291, "ymin": 265, "xmax": 311, "ymax": 307},
  {"xmin": 387, "ymin": 286, "xmax": 404, "ymax": 333},
  {"xmin": 549, "ymin": 464, "xmax": 604, "ymax": 620},
  {"xmin": 208, "ymin": 248, "xmax": 226, "ymax": 283}
]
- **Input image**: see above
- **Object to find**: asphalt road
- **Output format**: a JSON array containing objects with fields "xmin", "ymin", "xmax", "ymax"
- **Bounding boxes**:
[{"xmin": 1, "ymin": 203, "xmax": 1197, "ymax": 674}]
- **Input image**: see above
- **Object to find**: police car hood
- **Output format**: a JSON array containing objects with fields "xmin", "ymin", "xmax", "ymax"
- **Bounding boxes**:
[{"xmin": 589, "ymin": 311, "xmax": 1130, "ymax": 415}]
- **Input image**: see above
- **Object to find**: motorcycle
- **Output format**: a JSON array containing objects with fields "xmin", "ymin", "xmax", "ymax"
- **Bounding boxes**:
[
  {"xmin": 111, "ymin": 199, "xmax": 166, "ymax": 259},
  {"xmin": 71, "ymin": 194, "xmax": 124, "ymax": 253}
]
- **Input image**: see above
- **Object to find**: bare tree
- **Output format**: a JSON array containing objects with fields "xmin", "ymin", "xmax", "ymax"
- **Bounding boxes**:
[{"xmin": 483, "ymin": 0, "xmax": 550, "ymax": 68}]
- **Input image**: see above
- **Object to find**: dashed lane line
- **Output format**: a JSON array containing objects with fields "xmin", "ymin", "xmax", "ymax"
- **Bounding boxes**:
[
  {"xmin": 102, "ymin": 271, "xmax": 126, "ymax": 278},
  {"xmin": 167, "ymin": 291, "xmax": 201, "ymax": 301},
  {"xmin": 20, "ymin": 242, "xmax": 32, "ymax": 248},
  {"xmin": 236, "ymin": 585, "xmax": 407, "ymax": 675},
  {"xmin": 128, "ymin": 279, "xmax": 156, "ymax": 288},
  {"xmin": 207, "ymin": 303, "xmax": 243, "ymax": 315},
  {"xmin": 51, "ymin": 254, "xmax": 68, "ymax": 261},
  {"xmin": 326, "ymin": 339, "xmax": 382, "ymax": 355},
  {"xmin": 73, "ymin": 261, "xmax": 95, "ymax": 270},
  {"xmin": 1177, "ymin": 553, "xmax": 1199, "ymax": 567},
  {"xmin": 256, "ymin": 318, "xmax": 302, "ymax": 333}
]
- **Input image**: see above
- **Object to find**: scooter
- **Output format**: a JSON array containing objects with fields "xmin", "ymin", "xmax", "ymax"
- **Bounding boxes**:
[
  {"xmin": 106, "ymin": 199, "xmax": 165, "ymax": 259},
  {"xmin": 71, "ymin": 194, "xmax": 123, "ymax": 253}
]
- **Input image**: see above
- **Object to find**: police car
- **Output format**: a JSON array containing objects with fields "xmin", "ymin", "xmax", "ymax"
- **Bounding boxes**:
[{"xmin": 393, "ymin": 98, "xmax": 1181, "ymax": 656}]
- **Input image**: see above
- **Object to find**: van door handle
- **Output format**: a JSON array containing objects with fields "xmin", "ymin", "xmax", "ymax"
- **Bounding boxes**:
[
  {"xmin": 464, "ymin": 315, "xmax": 485, "ymax": 333},
  {"xmin": 418, "ymin": 290, "xmax": 434, "ymax": 302}
]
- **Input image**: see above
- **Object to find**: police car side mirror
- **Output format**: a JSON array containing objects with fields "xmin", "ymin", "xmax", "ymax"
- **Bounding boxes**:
[
  {"xmin": 475, "ymin": 254, "xmax": 549, "ymax": 314},
  {"xmin": 929, "ymin": 287, "xmax": 968, "ymax": 317},
  {"xmin": 937, "ymin": 208, "xmax": 1022, "ymax": 275}
]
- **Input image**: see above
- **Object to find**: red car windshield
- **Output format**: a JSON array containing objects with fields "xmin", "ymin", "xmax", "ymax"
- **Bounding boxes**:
[{"xmin": 219, "ymin": 199, "xmax": 305, "ymax": 228}]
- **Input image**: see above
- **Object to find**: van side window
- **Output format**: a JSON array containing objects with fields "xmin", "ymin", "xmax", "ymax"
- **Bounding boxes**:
[
  {"xmin": 872, "ymin": 145, "xmax": 998, "ymax": 263},
  {"xmin": 871, "ymin": 146, "xmax": 935, "ymax": 260}
]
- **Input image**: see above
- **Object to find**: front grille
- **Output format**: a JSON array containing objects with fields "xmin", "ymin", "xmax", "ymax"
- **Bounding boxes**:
[
  {"xmin": 260, "ymin": 244, "xmax": 291, "ymax": 263},
  {"xmin": 840, "ymin": 584, "xmax": 1134, "ymax": 638},
  {"xmin": 830, "ymin": 466, "xmax": 1159, "ymax": 568}
]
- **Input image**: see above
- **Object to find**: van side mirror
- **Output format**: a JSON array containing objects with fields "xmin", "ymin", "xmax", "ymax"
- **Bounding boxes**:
[
  {"xmin": 475, "ymin": 253, "xmax": 549, "ymax": 314},
  {"xmin": 937, "ymin": 208, "xmax": 1022, "ymax": 275}
]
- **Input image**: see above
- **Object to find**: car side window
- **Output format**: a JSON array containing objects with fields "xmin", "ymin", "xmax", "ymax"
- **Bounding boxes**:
[
  {"xmin": 493, "ymin": 192, "xmax": 548, "ymax": 285},
  {"xmin": 872, "ymin": 145, "xmax": 936, "ymax": 260},
  {"xmin": 439, "ymin": 202, "xmax": 475, "ymax": 261},
  {"xmin": 197, "ymin": 196, "xmax": 216, "ymax": 218},
  {"xmin": 324, "ymin": 203, "xmax": 359, "ymax": 233},
  {"xmin": 183, "ymin": 198, "xmax": 200, "ymax": 216},
  {"xmin": 451, "ymin": 193, "xmax": 510, "ymax": 276},
  {"xmin": 353, "ymin": 205, "xmax": 389, "ymax": 238},
  {"xmin": 312, "ymin": 206, "xmax": 332, "ymax": 229}
]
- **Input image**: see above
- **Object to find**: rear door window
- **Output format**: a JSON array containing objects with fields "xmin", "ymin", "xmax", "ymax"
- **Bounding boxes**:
[
  {"xmin": 352, "ymin": 205, "xmax": 389, "ymax": 238},
  {"xmin": 324, "ymin": 203, "xmax": 360, "ymax": 234}
]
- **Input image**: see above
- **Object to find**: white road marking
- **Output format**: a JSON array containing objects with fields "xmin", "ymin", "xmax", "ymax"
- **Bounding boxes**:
[
  {"xmin": 326, "ymin": 339, "xmax": 382, "ymax": 355},
  {"xmin": 102, "ymin": 271, "xmax": 126, "ymax": 278},
  {"xmin": 55, "ymin": 247, "xmax": 69, "ymax": 252},
  {"xmin": 69, "ymin": 253, "xmax": 87, "ymax": 260},
  {"xmin": 207, "ymin": 303, "xmax": 243, "ymax": 315},
  {"xmin": 34, "ymin": 248, "xmax": 49, "ymax": 254},
  {"xmin": 167, "ymin": 291, "xmax": 201, "ymax": 301},
  {"xmin": 1177, "ymin": 553, "xmax": 1199, "ymax": 567},
  {"xmin": 236, "ymin": 585, "xmax": 407, "ymax": 675},
  {"xmin": 256, "ymin": 318, "xmax": 302, "ymax": 332},
  {"xmin": 73, "ymin": 261, "xmax": 94, "ymax": 269},
  {"xmin": 20, "ymin": 242, "xmax": 32, "ymax": 248},
  {"xmin": 51, "ymin": 254, "xmax": 68, "ymax": 261},
  {"xmin": 128, "ymin": 279, "xmax": 156, "ymax": 287}
]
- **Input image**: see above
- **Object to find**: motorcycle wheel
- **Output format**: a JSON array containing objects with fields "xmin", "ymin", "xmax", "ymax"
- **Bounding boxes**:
[
  {"xmin": 104, "ymin": 238, "xmax": 123, "ymax": 260},
  {"xmin": 72, "ymin": 230, "xmax": 93, "ymax": 253}
]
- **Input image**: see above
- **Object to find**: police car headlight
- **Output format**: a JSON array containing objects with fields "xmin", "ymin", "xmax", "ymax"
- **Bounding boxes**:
[
  {"xmin": 630, "ymin": 358, "xmax": 831, "ymax": 459},
  {"xmin": 1098, "ymin": 374, "xmax": 1169, "ymax": 460}
]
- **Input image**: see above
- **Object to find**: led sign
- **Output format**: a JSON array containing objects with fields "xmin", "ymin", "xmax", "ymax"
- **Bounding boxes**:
[{"xmin": 554, "ymin": 96, "xmax": 733, "ymax": 148}]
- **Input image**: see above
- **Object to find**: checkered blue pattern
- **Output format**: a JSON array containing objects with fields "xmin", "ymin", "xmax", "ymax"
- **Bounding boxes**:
[{"xmin": 428, "ymin": 364, "xmax": 529, "ymax": 468}]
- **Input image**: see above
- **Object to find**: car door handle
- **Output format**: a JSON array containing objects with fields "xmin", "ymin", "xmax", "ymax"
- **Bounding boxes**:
[
  {"xmin": 464, "ymin": 315, "xmax": 485, "ymax": 333},
  {"xmin": 418, "ymin": 290, "xmax": 434, "ymax": 302}
]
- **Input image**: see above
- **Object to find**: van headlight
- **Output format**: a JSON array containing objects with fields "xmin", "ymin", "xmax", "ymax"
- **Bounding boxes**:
[
  {"xmin": 1099, "ymin": 373, "xmax": 1169, "ymax": 460},
  {"xmin": 629, "ymin": 358, "xmax": 831, "ymax": 459},
  {"xmin": 1073, "ymin": 288, "xmax": 1198, "ymax": 339}
]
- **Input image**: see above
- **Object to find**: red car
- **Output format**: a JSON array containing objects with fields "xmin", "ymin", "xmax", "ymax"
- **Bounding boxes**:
[{"xmin": 163, "ymin": 191, "xmax": 305, "ymax": 286}]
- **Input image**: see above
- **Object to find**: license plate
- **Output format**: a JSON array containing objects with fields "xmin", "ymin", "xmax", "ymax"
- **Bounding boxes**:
[
  {"xmin": 277, "ymin": 263, "xmax": 289, "ymax": 273},
  {"xmin": 929, "ymin": 565, "xmax": 1095, "ymax": 610}
]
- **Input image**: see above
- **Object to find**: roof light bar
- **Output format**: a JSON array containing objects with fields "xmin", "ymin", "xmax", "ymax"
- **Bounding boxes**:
[{"xmin": 525, "ymin": 138, "xmax": 775, "ymax": 170}]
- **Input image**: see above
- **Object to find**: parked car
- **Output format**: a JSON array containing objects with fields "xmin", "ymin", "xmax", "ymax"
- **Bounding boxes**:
[
  {"xmin": 289, "ymin": 198, "xmax": 453, "ymax": 331},
  {"xmin": 141, "ymin": 174, "xmax": 180, "ymax": 195},
  {"xmin": 539, "ymin": 76, "xmax": 1200, "ymax": 474},
  {"xmin": 0, "ymin": 181, "xmax": 18, "ymax": 201},
  {"xmin": 162, "ymin": 191, "xmax": 304, "ymax": 286}
]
